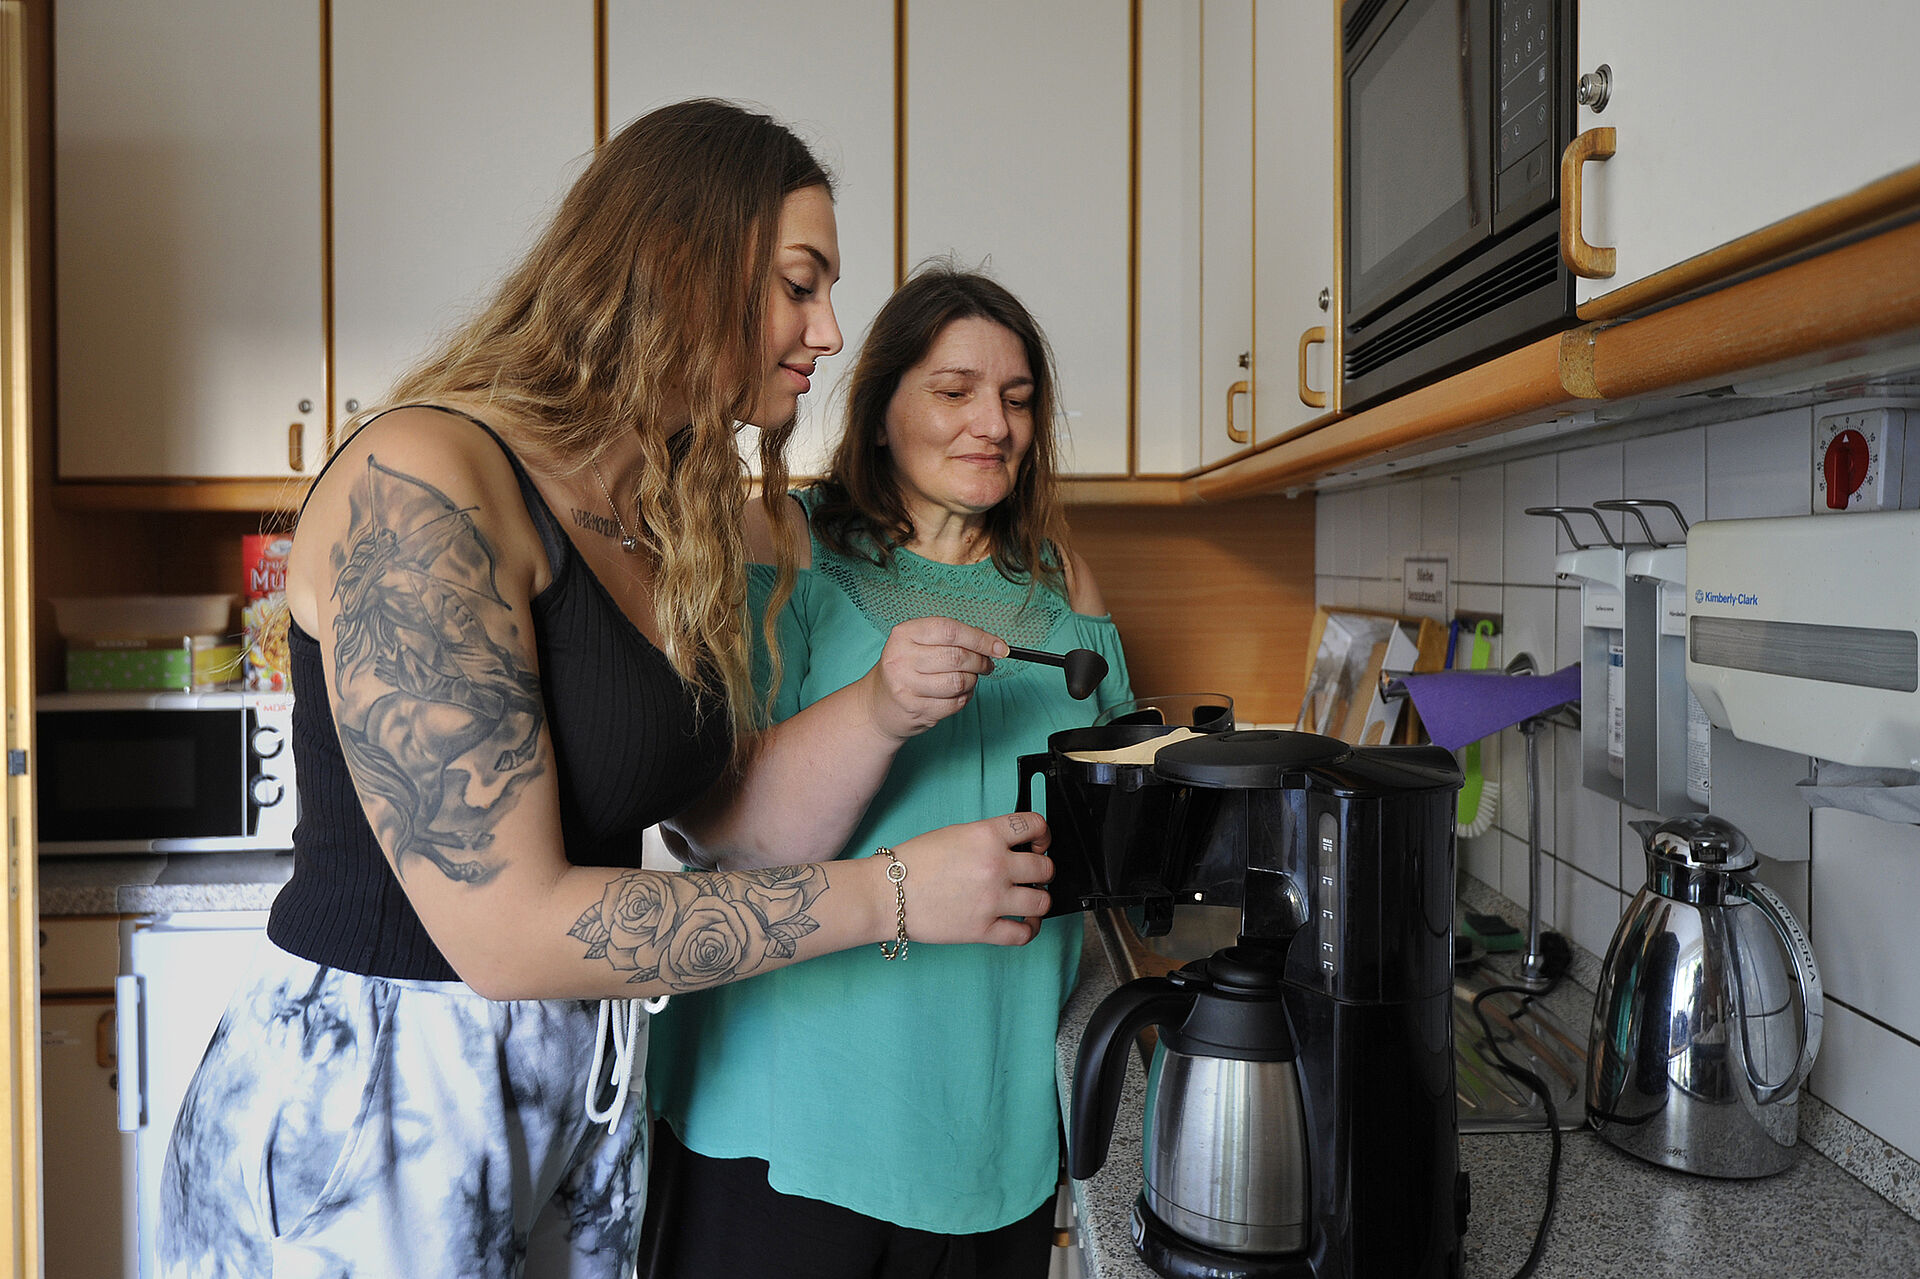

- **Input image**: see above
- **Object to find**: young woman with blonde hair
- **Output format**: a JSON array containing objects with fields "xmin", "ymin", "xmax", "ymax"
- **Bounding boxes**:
[{"xmin": 156, "ymin": 101, "xmax": 1049, "ymax": 1279}]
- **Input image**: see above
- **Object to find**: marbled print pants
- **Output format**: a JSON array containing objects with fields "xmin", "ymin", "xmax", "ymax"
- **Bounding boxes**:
[{"xmin": 157, "ymin": 942, "xmax": 649, "ymax": 1279}]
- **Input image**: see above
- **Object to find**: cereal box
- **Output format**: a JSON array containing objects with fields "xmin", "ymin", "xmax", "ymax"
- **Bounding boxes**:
[{"xmin": 243, "ymin": 533, "xmax": 294, "ymax": 691}]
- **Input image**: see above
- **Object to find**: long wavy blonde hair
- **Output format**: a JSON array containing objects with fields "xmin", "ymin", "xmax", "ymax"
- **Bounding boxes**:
[{"xmin": 373, "ymin": 99, "xmax": 827, "ymax": 745}]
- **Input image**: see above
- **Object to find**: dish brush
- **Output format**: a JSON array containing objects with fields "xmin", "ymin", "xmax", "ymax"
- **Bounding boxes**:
[{"xmin": 1456, "ymin": 620, "xmax": 1500, "ymax": 838}]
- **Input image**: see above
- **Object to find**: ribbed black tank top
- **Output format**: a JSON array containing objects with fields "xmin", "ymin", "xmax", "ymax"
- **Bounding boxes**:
[{"xmin": 267, "ymin": 408, "xmax": 733, "ymax": 981}]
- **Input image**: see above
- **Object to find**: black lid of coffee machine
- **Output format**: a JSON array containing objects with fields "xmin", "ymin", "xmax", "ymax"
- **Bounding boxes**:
[
  {"xmin": 1150, "ymin": 729, "xmax": 1349, "ymax": 788},
  {"xmin": 1154, "ymin": 729, "xmax": 1463, "ymax": 793}
]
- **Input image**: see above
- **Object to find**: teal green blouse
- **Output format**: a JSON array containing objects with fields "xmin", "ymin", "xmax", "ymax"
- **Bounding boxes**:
[{"xmin": 646, "ymin": 495, "xmax": 1133, "ymax": 1233}]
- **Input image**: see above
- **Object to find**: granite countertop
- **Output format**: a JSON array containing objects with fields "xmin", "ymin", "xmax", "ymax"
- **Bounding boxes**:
[
  {"xmin": 1057, "ymin": 910, "xmax": 1920, "ymax": 1279},
  {"xmin": 37, "ymin": 851, "xmax": 293, "ymax": 916}
]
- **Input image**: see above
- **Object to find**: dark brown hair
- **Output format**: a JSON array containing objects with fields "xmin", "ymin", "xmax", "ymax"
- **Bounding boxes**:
[
  {"xmin": 810, "ymin": 263, "xmax": 1068, "ymax": 591},
  {"xmin": 379, "ymin": 99, "xmax": 830, "ymax": 740}
]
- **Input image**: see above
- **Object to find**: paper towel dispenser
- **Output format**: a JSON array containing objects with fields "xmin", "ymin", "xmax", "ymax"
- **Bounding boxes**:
[{"xmin": 1686, "ymin": 510, "xmax": 1920, "ymax": 769}]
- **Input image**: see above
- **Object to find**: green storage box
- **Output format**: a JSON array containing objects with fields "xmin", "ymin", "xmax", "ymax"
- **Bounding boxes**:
[{"xmin": 65, "ymin": 636, "xmax": 244, "ymax": 692}]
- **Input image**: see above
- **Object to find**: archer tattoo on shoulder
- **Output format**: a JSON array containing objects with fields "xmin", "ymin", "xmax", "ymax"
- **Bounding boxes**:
[
  {"xmin": 329, "ymin": 454, "xmax": 546, "ymax": 885},
  {"xmin": 571, "ymin": 865, "xmax": 829, "ymax": 991}
]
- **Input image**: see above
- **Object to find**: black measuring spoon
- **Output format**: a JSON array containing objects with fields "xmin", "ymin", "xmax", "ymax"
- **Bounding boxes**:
[{"xmin": 1004, "ymin": 645, "xmax": 1110, "ymax": 700}]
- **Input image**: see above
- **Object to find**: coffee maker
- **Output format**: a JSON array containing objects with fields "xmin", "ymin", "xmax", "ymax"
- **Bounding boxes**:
[{"xmin": 1026, "ymin": 727, "xmax": 1466, "ymax": 1279}]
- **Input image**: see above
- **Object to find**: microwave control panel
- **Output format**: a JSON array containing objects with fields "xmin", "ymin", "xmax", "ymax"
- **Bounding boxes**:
[{"xmin": 1495, "ymin": 0, "xmax": 1565, "ymax": 221}]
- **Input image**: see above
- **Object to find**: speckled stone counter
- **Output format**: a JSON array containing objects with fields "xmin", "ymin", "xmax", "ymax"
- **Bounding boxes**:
[
  {"xmin": 37, "ymin": 851, "xmax": 292, "ymax": 916},
  {"xmin": 1057, "ymin": 907, "xmax": 1920, "ymax": 1279}
]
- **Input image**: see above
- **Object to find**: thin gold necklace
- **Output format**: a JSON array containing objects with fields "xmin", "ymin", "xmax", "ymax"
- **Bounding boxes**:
[{"xmin": 588, "ymin": 459, "xmax": 641, "ymax": 554}]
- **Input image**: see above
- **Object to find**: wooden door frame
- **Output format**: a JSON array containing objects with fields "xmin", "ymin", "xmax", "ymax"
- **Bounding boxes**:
[{"xmin": 1, "ymin": 1, "xmax": 45, "ymax": 1274}]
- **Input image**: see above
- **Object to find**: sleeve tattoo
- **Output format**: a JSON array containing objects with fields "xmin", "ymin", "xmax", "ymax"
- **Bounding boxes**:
[
  {"xmin": 328, "ymin": 455, "xmax": 546, "ymax": 885},
  {"xmin": 571, "ymin": 864, "xmax": 829, "ymax": 990}
]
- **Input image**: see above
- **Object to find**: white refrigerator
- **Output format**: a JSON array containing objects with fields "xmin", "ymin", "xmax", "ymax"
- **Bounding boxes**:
[{"xmin": 116, "ymin": 911, "xmax": 268, "ymax": 1279}]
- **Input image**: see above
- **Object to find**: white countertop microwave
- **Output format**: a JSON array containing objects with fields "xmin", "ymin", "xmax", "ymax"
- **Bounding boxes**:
[{"xmin": 35, "ymin": 690, "xmax": 297, "ymax": 855}]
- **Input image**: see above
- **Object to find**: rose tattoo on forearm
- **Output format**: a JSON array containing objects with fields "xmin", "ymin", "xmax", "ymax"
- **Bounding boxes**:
[{"xmin": 570, "ymin": 865, "xmax": 829, "ymax": 991}]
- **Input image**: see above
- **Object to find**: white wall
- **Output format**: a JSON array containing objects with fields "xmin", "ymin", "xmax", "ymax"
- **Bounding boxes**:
[{"xmin": 1314, "ymin": 402, "xmax": 1920, "ymax": 1165}]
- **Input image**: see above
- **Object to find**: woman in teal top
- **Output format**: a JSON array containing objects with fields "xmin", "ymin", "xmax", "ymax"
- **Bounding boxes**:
[{"xmin": 644, "ymin": 267, "xmax": 1132, "ymax": 1277}]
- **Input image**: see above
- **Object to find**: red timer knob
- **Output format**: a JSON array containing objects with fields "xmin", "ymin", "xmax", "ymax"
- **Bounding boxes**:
[{"xmin": 1824, "ymin": 428, "xmax": 1870, "ymax": 510}]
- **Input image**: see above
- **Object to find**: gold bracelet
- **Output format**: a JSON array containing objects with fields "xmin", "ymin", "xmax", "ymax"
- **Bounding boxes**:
[{"xmin": 876, "ymin": 846, "xmax": 909, "ymax": 961}]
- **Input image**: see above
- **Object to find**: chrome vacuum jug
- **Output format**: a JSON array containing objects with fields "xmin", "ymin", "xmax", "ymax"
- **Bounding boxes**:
[
  {"xmin": 1050, "ymin": 728, "xmax": 1466, "ymax": 1279},
  {"xmin": 1588, "ymin": 815, "xmax": 1823, "ymax": 1178}
]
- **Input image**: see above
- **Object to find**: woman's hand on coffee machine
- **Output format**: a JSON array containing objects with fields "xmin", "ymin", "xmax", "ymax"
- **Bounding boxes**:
[
  {"xmin": 891, "ymin": 812, "xmax": 1054, "ymax": 946},
  {"xmin": 860, "ymin": 616, "xmax": 1010, "ymax": 743}
]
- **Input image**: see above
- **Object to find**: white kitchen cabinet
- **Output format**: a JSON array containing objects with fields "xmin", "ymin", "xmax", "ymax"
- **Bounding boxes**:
[
  {"xmin": 39, "ymin": 917, "xmax": 136, "ymax": 1279},
  {"xmin": 1138, "ymin": 0, "xmax": 1337, "ymax": 475},
  {"xmin": 1199, "ymin": 0, "xmax": 1257, "ymax": 469},
  {"xmin": 54, "ymin": 0, "xmax": 326, "ymax": 481},
  {"xmin": 607, "ymin": 0, "xmax": 895, "ymax": 479},
  {"xmin": 1135, "ymin": 0, "xmax": 1204, "ymax": 476},
  {"xmin": 905, "ymin": 0, "xmax": 1132, "ymax": 478},
  {"xmin": 1251, "ymin": 0, "xmax": 1340, "ymax": 446},
  {"xmin": 1570, "ymin": 0, "xmax": 1920, "ymax": 312},
  {"xmin": 330, "ymin": 3, "xmax": 595, "ymax": 433}
]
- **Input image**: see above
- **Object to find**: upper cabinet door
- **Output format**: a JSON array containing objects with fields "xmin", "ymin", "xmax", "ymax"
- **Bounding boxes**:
[
  {"xmin": 1571, "ymin": 0, "xmax": 1920, "ymax": 311},
  {"xmin": 1198, "ymin": 0, "xmax": 1256, "ymax": 470},
  {"xmin": 330, "ymin": 3, "xmax": 595, "ymax": 432},
  {"xmin": 1135, "ymin": 0, "xmax": 1203, "ymax": 477},
  {"xmin": 54, "ymin": 0, "xmax": 325, "ymax": 480},
  {"xmin": 607, "ymin": 0, "xmax": 895, "ymax": 479},
  {"xmin": 905, "ymin": 0, "xmax": 1132, "ymax": 478},
  {"xmin": 1252, "ymin": 0, "xmax": 1339, "ymax": 445},
  {"xmin": 1136, "ymin": 0, "xmax": 1198, "ymax": 476}
]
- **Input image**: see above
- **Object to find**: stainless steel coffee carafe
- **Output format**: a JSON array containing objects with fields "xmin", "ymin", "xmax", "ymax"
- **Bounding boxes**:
[
  {"xmin": 1587, "ymin": 815, "xmax": 1823, "ymax": 1177},
  {"xmin": 1078, "ymin": 945, "xmax": 1311, "ymax": 1257}
]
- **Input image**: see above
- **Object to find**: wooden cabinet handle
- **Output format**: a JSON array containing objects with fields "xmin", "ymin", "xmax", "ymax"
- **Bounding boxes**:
[
  {"xmin": 288, "ymin": 421, "xmax": 305, "ymax": 472},
  {"xmin": 1225, "ymin": 379, "xmax": 1251, "ymax": 445},
  {"xmin": 1560, "ymin": 126, "xmax": 1617, "ymax": 279},
  {"xmin": 1297, "ymin": 326, "xmax": 1329, "ymax": 409}
]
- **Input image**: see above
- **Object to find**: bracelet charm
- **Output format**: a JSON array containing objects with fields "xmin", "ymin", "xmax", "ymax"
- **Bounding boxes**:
[{"xmin": 877, "ymin": 846, "xmax": 909, "ymax": 961}]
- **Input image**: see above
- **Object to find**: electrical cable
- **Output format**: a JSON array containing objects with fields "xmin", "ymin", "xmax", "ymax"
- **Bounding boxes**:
[{"xmin": 1471, "ymin": 976, "xmax": 1566, "ymax": 1279}]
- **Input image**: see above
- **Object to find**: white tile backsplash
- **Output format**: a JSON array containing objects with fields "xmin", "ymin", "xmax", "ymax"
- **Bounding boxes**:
[
  {"xmin": 1358, "ymin": 577, "xmax": 1400, "ymax": 613},
  {"xmin": 1555, "ymin": 722, "xmax": 1623, "ymax": 887},
  {"xmin": 1385, "ymin": 480, "xmax": 1422, "ymax": 569},
  {"xmin": 1313, "ymin": 488, "xmax": 1342, "ymax": 575},
  {"xmin": 1555, "ymin": 861, "xmax": 1627, "ymax": 962},
  {"xmin": 1348, "ymin": 484, "xmax": 1392, "ymax": 578},
  {"xmin": 1502, "ymin": 455, "xmax": 1560, "ymax": 585},
  {"xmin": 1421, "ymin": 475, "xmax": 1461, "ymax": 564},
  {"xmin": 1706, "ymin": 406, "xmax": 1814, "ymax": 519},
  {"xmin": 1554, "ymin": 442, "xmax": 1624, "ymax": 552},
  {"xmin": 1809, "ymin": 809, "xmax": 1920, "ymax": 1040},
  {"xmin": 1499, "ymin": 584, "xmax": 1559, "ymax": 674},
  {"xmin": 1622, "ymin": 427, "xmax": 1707, "ymax": 536},
  {"xmin": 1456, "ymin": 466, "xmax": 1504, "ymax": 583},
  {"xmin": 1313, "ymin": 403, "xmax": 1920, "ymax": 1169},
  {"xmin": 1812, "ymin": 1002, "xmax": 1920, "ymax": 1165}
]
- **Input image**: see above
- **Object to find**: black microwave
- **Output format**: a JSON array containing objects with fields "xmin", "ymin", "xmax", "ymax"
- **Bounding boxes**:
[
  {"xmin": 35, "ymin": 690, "xmax": 297, "ymax": 855},
  {"xmin": 1342, "ymin": 0, "xmax": 1578, "ymax": 410}
]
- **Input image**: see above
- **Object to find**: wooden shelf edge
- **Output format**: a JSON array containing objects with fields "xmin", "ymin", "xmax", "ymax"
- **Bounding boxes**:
[
  {"xmin": 1588, "ymin": 218, "xmax": 1920, "ymax": 401},
  {"xmin": 1063, "ymin": 477, "xmax": 1193, "ymax": 506},
  {"xmin": 1576, "ymin": 161, "xmax": 1920, "ymax": 324},
  {"xmin": 1188, "ymin": 334, "xmax": 1574, "ymax": 502},
  {"xmin": 52, "ymin": 479, "xmax": 308, "ymax": 512}
]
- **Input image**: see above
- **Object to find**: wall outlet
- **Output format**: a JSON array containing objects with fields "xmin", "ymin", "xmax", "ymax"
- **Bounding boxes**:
[{"xmin": 1813, "ymin": 402, "xmax": 1920, "ymax": 513}]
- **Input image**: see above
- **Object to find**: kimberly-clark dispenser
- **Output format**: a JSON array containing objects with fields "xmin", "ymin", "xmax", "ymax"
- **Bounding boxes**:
[
  {"xmin": 1600, "ymin": 499, "xmax": 1709, "ymax": 813},
  {"xmin": 1530, "ymin": 506, "xmax": 1626, "ymax": 801},
  {"xmin": 1688, "ymin": 509, "xmax": 1920, "ymax": 770}
]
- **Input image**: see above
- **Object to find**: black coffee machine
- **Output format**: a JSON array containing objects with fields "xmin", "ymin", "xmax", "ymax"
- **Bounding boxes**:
[{"xmin": 1021, "ymin": 727, "xmax": 1466, "ymax": 1279}]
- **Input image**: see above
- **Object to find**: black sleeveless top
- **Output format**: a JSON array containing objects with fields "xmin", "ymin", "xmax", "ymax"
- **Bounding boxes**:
[{"xmin": 267, "ymin": 408, "xmax": 733, "ymax": 981}]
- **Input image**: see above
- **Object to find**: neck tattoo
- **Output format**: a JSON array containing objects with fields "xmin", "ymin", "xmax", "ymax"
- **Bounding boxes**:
[{"xmin": 588, "ymin": 460, "xmax": 641, "ymax": 554}]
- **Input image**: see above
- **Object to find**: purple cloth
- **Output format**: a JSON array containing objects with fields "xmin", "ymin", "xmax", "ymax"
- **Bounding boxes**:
[{"xmin": 1390, "ymin": 663, "xmax": 1582, "ymax": 750}]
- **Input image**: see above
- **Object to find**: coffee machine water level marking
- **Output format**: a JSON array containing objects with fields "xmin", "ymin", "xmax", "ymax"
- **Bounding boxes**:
[{"xmin": 1316, "ymin": 811, "xmax": 1340, "ymax": 980}]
